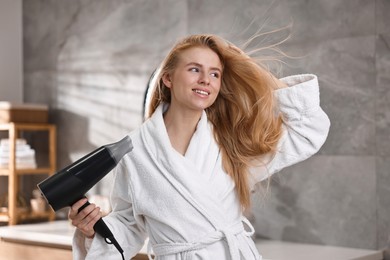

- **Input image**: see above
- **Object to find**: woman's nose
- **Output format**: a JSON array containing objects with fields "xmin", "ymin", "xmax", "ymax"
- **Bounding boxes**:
[{"xmin": 199, "ymin": 72, "xmax": 210, "ymax": 85}]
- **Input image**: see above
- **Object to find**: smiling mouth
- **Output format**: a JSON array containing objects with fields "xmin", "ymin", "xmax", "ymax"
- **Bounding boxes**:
[{"xmin": 193, "ymin": 89, "xmax": 210, "ymax": 96}]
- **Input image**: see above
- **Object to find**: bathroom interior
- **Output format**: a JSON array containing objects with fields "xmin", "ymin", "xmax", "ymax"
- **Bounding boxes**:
[{"xmin": 0, "ymin": 0, "xmax": 389, "ymax": 259}]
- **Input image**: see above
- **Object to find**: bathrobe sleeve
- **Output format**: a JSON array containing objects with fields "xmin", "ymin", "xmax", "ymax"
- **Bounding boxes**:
[
  {"xmin": 72, "ymin": 160, "xmax": 147, "ymax": 260},
  {"xmin": 249, "ymin": 74, "xmax": 331, "ymax": 188}
]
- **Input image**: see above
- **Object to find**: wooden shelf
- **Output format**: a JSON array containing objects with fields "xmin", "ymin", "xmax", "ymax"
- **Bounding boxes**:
[
  {"xmin": 0, "ymin": 167, "xmax": 53, "ymax": 176},
  {"xmin": 0, "ymin": 210, "xmax": 53, "ymax": 222},
  {"xmin": 0, "ymin": 122, "xmax": 56, "ymax": 225},
  {"xmin": 18, "ymin": 210, "xmax": 54, "ymax": 222}
]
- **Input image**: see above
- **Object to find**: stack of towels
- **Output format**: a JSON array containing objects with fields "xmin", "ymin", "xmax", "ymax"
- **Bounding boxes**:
[{"xmin": 0, "ymin": 138, "xmax": 37, "ymax": 169}]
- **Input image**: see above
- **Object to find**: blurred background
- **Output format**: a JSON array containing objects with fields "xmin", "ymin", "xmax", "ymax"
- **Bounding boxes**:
[{"xmin": 0, "ymin": 0, "xmax": 389, "ymax": 256}]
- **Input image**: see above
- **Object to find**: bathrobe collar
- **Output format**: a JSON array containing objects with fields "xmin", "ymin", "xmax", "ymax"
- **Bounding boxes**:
[{"xmin": 140, "ymin": 103, "xmax": 229, "ymax": 228}]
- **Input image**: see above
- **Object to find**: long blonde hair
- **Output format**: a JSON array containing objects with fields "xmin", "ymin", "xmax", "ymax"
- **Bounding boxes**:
[{"xmin": 147, "ymin": 34, "xmax": 283, "ymax": 209}]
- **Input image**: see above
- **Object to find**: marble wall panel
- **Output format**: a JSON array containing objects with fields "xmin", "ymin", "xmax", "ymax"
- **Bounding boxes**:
[
  {"xmin": 54, "ymin": 0, "xmax": 188, "ymax": 149},
  {"xmin": 23, "ymin": 71, "xmax": 57, "ymax": 105},
  {"xmin": 23, "ymin": 0, "xmax": 189, "ymax": 161},
  {"xmin": 377, "ymin": 157, "xmax": 390, "ymax": 249},
  {"xmin": 280, "ymin": 0, "xmax": 375, "ymax": 45},
  {"xmin": 188, "ymin": 0, "xmax": 375, "ymax": 48},
  {"xmin": 376, "ymin": 34, "xmax": 390, "ymax": 157},
  {"xmin": 375, "ymin": 4, "xmax": 390, "ymax": 248},
  {"xmin": 187, "ymin": 0, "xmax": 294, "ymax": 74},
  {"xmin": 23, "ymin": 0, "xmax": 58, "ymax": 70},
  {"xmin": 294, "ymin": 36, "xmax": 376, "ymax": 156},
  {"xmin": 188, "ymin": 0, "xmax": 284, "ymax": 39},
  {"xmin": 248, "ymin": 0, "xmax": 377, "ymax": 156},
  {"xmin": 252, "ymin": 156, "xmax": 377, "ymax": 249},
  {"xmin": 377, "ymin": 0, "xmax": 390, "ymax": 35}
]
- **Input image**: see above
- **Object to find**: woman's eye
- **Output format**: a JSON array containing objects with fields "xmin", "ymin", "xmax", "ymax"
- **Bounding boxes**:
[
  {"xmin": 190, "ymin": 67, "xmax": 199, "ymax": 72},
  {"xmin": 211, "ymin": 72, "xmax": 220, "ymax": 78}
]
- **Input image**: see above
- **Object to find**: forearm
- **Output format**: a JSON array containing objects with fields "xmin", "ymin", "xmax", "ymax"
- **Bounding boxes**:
[
  {"xmin": 249, "ymin": 74, "xmax": 330, "ymax": 186},
  {"xmin": 271, "ymin": 74, "xmax": 330, "ymax": 171}
]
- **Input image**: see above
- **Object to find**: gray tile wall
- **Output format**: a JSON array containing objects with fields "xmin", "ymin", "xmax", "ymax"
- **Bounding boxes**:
[{"xmin": 20, "ymin": 0, "xmax": 389, "ymax": 251}]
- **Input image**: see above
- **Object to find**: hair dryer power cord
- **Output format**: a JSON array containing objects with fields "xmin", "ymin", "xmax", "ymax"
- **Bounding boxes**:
[
  {"xmin": 79, "ymin": 200, "xmax": 125, "ymax": 260},
  {"xmin": 105, "ymin": 237, "xmax": 125, "ymax": 260}
]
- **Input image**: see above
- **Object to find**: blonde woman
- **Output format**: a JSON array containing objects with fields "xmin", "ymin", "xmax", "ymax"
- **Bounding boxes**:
[{"xmin": 69, "ymin": 34, "xmax": 330, "ymax": 260}]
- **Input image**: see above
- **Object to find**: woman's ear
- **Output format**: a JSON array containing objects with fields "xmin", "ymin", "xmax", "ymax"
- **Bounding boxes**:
[{"xmin": 162, "ymin": 73, "xmax": 172, "ymax": 88}]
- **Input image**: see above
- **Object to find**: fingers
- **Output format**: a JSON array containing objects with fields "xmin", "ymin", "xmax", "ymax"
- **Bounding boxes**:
[
  {"xmin": 68, "ymin": 197, "xmax": 88, "ymax": 219},
  {"xmin": 76, "ymin": 206, "xmax": 102, "ymax": 238},
  {"xmin": 68, "ymin": 198, "xmax": 102, "ymax": 238}
]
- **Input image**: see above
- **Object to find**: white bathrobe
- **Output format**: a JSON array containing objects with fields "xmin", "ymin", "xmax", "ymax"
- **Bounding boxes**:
[{"xmin": 73, "ymin": 74, "xmax": 330, "ymax": 260}]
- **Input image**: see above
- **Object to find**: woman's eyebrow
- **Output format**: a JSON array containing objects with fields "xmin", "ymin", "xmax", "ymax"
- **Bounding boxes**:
[{"xmin": 186, "ymin": 62, "xmax": 222, "ymax": 72}]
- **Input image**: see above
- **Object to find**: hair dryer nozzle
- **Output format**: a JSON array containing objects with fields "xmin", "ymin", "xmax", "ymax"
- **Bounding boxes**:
[{"xmin": 106, "ymin": 135, "xmax": 133, "ymax": 164}]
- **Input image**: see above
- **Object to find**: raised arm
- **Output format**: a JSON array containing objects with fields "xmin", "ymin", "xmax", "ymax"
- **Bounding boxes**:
[{"xmin": 249, "ymin": 74, "xmax": 330, "ymax": 189}]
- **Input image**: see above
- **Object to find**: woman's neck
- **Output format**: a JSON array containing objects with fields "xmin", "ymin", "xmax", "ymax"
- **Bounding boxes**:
[{"xmin": 163, "ymin": 107, "xmax": 202, "ymax": 155}]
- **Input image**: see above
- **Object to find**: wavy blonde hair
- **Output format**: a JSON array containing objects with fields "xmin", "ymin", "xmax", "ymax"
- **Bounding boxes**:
[{"xmin": 147, "ymin": 34, "xmax": 283, "ymax": 209}]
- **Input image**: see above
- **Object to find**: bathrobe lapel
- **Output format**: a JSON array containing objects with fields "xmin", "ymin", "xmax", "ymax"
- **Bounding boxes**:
[{"xmin": 140, "ymin": 104, "xmax": 232, "ymax": 229}]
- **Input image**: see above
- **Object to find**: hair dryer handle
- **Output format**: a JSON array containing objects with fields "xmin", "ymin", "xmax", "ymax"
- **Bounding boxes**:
[{"xmin": 78, "ymin": 200, "xmax": 124, "ymax": 254}]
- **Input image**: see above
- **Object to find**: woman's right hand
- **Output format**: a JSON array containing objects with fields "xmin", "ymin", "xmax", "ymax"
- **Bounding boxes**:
[{"xmin": 68, "ymin": 197, "xmax": 102, "ymax": 238}]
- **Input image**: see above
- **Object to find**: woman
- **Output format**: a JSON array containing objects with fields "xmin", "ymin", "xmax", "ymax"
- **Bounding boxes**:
[{"xmin": 69, "ymin": 34, "xmax": 330, "ymax": 260}]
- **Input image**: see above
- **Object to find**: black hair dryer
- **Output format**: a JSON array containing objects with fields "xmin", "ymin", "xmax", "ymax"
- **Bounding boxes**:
[{"xmin": 37, "ymin": 135, "xmax": 133, "ymax": 258}]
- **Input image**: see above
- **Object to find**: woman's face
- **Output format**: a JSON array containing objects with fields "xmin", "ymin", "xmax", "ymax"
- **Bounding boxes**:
[{"xmin": 163, "ymin": 47, "xmax": 222, "ymax": 113}]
